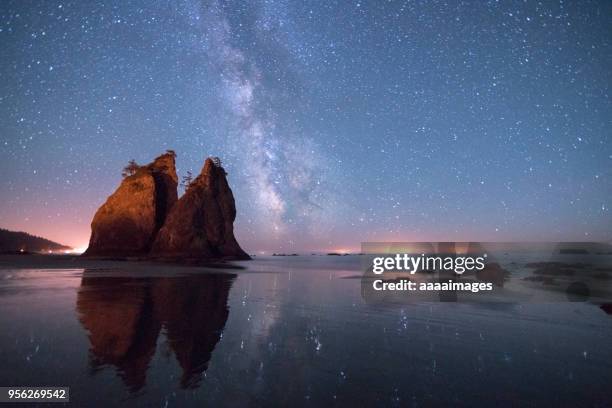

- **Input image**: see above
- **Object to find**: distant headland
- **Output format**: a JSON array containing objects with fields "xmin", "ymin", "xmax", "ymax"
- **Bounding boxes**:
[
  {"xmin": 0, "ymin": 228, "xmax": 71, "ymax": 254},
  {"xmin": 83, "ymin": 151, "xmax": 250, "ymax": 261}
]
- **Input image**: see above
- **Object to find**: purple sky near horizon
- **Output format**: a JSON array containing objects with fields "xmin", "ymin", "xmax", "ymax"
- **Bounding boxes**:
[{"xmin": 1, "ymin": 0, "xmax": 611, "ymax": 252}]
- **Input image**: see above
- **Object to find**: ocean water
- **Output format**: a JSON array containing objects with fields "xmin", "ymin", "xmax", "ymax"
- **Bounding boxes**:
[{"xmin": 0, "ymin": 255, "xmax": 611, "ymax": 407}]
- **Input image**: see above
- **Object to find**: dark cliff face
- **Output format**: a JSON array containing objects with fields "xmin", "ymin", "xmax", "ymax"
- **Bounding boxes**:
[
  {"xmin": 83, "ymin": 153, "xmax": 178, "ymax": 257},
  {"xmin": 149, "ymin": 154, "xmax": 179, "ymax": 235},
  {"xmin": 151, "ymin": 158, "xmax": 250, "ymax": 260}
]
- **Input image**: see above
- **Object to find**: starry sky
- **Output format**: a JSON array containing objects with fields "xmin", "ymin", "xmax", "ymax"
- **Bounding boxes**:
[{"xmin": 1, "ymin": 0, "xmax": 611, "ymax": 252}]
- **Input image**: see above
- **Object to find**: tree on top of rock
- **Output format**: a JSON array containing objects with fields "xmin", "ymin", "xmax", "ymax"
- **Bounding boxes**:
[
  {"xmin": 210, "ymin": 157, "xmax": 228, "ymax": 174},
  {"xmin": 181, "ymin": 171, "xmax": 193, "ymax": 189},
  {"xmin": 121, "ymin": 159, "xmax": 140, "ymax": 178},
  {"xmin": 211, "ymin": 157, "xmax": 222, "ymax": 167},
  {"xmin": 165, "ymin": 149, "xmax": 177, "ymax": 158}
]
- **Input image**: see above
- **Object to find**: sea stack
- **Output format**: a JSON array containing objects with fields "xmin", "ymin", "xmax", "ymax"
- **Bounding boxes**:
[
  {"xmin": 151, "ymin": 158, "xmax": 250, "ymax": 260},
  {"xmin": 83, "ymin": 152, "xmax": 178, "ymax": 257},
  {"xmin": 84, "ymin": 152, "xmax": 249, "ymax": 261}
]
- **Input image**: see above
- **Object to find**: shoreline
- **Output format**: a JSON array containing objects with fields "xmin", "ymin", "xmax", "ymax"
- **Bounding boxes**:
[{"xmin": 0, "ymin": 253, "xmax": 247, "ymax": 273}]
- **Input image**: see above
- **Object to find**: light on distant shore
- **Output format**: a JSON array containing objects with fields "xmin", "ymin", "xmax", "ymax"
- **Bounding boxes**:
[{"xmin": 64, "ymin": 246, "xmax": 88, "ymax": 254}]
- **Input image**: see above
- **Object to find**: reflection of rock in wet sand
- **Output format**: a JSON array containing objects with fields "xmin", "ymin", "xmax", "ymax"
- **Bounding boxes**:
[
  {"xmin": 76, "ymin": 276, "xmax": 160, "ymax": 392},
  {"xmin": 152, "ymin": 275, "xmax": 233, "ymax": 388},
  {"xmin": 76, "ymin": 271, "xmax": 235, "ymax": 391}
]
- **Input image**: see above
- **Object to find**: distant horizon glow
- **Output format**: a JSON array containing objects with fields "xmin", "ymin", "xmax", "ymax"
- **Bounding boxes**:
[{"xmin": 1, "ymin": 1, "xmax": 611, "ymax": 251}]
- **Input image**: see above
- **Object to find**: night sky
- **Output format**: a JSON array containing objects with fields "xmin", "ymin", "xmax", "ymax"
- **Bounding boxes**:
[{"xmin": 1, "ymin": 0, "xmax": 611, "ymax": 252}]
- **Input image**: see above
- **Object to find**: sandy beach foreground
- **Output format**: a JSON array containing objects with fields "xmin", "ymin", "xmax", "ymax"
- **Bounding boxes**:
[{"xmin": 0, "ymin": 253, "xmax": 611, "ymax": 406}]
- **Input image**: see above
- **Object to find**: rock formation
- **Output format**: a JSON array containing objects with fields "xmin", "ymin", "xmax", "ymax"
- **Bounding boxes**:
[
  {"xmin": 83, "ymin": 152, "xmax": 178, "ymax": 257},
  {"xmin": 84, "ymin": 152, "xmax": 249, "ymax": 260},
  {"xmin": 151, "ymin": 158, "xmax": 250, "ymax": 260}
]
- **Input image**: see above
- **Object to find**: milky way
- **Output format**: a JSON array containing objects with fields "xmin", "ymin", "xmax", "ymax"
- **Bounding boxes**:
[
  {"xmin": 0, "ymin": 0, "xmax": 611, "ymax": 251},
  {"xmin": 185, "ymin": 0, "xmax": 334, "ymax": 239}
]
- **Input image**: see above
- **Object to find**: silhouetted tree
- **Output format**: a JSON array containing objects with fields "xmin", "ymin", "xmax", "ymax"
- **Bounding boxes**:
[
  {"xmin": 166, "ymin": 149, "xmax": 176, "ymax": 158},
  {"xmin": 211, "ymin": 157, "xmax": 222, "ymax": 167},
  {"xmin": 121, "ymin": 159, "xmax": 140, "ymax": 178},
  {"xmin": 181, "ymin": 171, "xmax": 193, "ymax": 189}
]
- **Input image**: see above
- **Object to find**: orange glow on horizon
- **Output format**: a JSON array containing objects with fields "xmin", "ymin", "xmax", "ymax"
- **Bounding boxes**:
[
  {"xmin": 64, "ymin": 245, "xmax": 88, "ymax": 254},
  {"xmin": 327, "ymin": 248, "xmax": 355, "ymax": 254}
]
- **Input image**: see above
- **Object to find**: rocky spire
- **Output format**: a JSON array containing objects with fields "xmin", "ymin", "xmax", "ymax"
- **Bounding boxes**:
[
  {"xmin": 151, "ymin": 158, "xmax": 250, "ymax": 260},
  {"xmin": 83, "ymin": 152, "xmax": 178, "ymax": 257}
]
